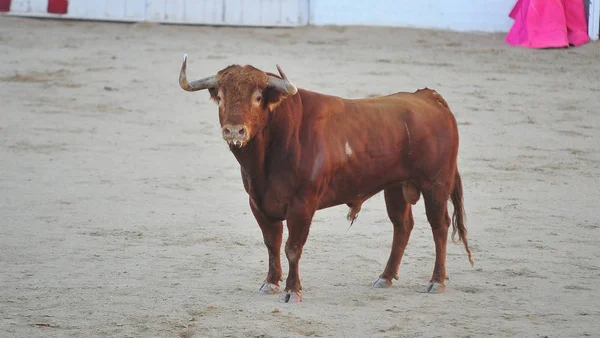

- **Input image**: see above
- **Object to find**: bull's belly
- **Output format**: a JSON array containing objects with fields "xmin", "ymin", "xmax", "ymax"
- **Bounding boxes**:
[
  {"xmin": 317, "ymin": 169, "xmax": 409, "ymax": 210},
  {"xmin": 255, "ymin": 152, "xmax": 412, "ymax": 218}
]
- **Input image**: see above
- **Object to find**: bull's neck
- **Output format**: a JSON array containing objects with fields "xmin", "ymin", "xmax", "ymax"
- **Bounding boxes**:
[
  {"xmin": 229, "ymin": 93, "xmax": 302, "ymax": 200},
  {"xmin": 230, "ymin": 130, "xmax": 269, "ymax": 198}
]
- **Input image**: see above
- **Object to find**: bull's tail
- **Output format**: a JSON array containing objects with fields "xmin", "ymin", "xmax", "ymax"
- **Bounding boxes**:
[{"xmin": 450, "ymin": 170, "xmax": 474, "ymax": 266}]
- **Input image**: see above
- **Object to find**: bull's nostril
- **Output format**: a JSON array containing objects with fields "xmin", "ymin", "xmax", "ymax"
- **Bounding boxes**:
[{"xmin": 223, "ymin": 125, "xmax": 246, "ymax": 140}]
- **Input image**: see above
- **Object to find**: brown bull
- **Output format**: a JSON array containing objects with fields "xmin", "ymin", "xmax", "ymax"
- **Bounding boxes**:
[{"xmin": 178, "ymin": 54, "xmax": 473, "ymax": 303}]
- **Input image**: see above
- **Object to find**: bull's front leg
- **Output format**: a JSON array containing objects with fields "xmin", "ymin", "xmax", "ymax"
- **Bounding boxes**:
[
  {"xmin": 280, "ymin": 198, "xmax": 316, "ymax": 303},
  {"xmin": 249, "ymin": 198, "xmax": 283, "ymax": 295}
]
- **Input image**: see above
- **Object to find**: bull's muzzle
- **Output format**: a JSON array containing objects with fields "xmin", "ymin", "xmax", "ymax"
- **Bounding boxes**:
[{"xmin": 222, "ymin": 124, "xmax": 249, "ymax": 148}]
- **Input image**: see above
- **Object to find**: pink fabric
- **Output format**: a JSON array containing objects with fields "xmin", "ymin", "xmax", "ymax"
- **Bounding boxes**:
[{"xmin": 506, "ymin": 0, "xmax": 590, "ymax": 48}]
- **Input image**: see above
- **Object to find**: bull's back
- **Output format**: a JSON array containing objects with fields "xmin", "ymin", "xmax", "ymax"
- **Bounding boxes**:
[
  {"xmin": 338, "ymin": 88, "xmax": 458, "ymax": 149},
  {"xmin": 350, "ymin": 88, "xmax": 452, "ymax": 119}
]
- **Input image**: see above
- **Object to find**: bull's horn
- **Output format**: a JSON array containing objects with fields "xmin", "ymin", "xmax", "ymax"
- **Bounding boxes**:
[
  {"xmin": 179, "ymin": 53, "xmax": 217, "ymax": 92},
  {"xmin": 267, "ymin": 64, "xmax": 298, "ymax": 95}
]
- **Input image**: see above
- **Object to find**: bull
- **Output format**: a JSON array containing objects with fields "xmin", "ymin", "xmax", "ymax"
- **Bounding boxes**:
[{"xmin": 178, "ymin": 54, "xmax": 473, "ymax": 303}]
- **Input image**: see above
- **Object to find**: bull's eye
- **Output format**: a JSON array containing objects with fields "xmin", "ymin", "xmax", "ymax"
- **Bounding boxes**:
[
  {"xmin": 256, "ymin": 95, "xmax": 262, "ymax": 102},
  {"xmin": 217, "ymin": 95, "xmax": 221, "ymax": 102}
]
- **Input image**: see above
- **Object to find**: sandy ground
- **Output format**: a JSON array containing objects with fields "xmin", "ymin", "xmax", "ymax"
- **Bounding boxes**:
[{"xmin": 1, "ymin": 15, "xmax": 599, "ymax": 338}]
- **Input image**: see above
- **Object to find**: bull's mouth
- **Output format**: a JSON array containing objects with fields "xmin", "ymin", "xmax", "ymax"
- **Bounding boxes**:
[{"xmin": 226, "ymin": 139, "xmax": 247, "ymax": 148}]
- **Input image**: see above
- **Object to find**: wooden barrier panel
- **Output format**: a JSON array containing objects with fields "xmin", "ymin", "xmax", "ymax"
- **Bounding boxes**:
[
  {"xmin": 2, "ymin": 0, "xmax": 309, "ymax": 27},
  {"xmin": 590, "ymin": 0, "xmax": 600, "ymax": 40}
]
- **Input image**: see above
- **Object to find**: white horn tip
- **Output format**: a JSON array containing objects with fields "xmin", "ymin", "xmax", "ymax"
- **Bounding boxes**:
[{"xmin": 183, "ymin": 53, "xmax": 188, "ymax": 62}]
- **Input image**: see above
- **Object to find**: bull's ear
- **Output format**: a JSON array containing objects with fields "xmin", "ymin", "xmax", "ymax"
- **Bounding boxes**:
[
  {"xmin": 264, "ymin": 87, "xmax": 288, "ymax": 112},
  {"xmin": 208, "ymin": 88, "xmax": 219, "ymax": 103}
]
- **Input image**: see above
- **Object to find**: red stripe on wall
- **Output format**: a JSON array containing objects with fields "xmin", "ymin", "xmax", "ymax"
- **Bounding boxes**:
[
  {"xmin": 0, "ymin": 0, "xmax": 11, "ymax": 13},
  {"xmin": 47, "ymin": 0, "xmax": 68, "ymax": 14}
]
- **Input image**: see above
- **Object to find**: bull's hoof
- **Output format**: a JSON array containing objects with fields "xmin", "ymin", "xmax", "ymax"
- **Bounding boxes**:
[
  {"xmin": 279, "ymin": 290, "xmax": 302, "ymax": 303},
  {"xmin": 373, "ymin": 277, "xmax": 393, "ymax": 288},
  {"xmin": 426, "ymin": 282, "xmax": 446, "ymax": 294},
  {"xmin": 259, "ymin": 283, "xmax": 280, "ymax": 294}
]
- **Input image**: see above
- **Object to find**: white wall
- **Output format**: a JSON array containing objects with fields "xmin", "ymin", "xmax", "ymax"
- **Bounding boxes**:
[
  {"xmin": 5, "ymin": 0, "xmax": 595, "ymax": 36},
  {"xmin": 309, "ymin": 0, "xmax": 516, "ymax": 33}
]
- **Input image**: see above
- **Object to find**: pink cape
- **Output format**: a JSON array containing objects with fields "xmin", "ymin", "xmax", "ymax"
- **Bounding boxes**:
[{"xmin": 506, "ymin": 0, "xmax": 590, "ymax": 48}]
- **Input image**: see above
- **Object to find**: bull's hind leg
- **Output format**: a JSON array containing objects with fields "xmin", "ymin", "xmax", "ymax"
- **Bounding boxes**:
[
  {"xmin": 250, "ymin": 198, "xmax": 283, "ymax": 295},
  {"xmin": 422, "ymin": 187, "xmax": 451, "ymax": 293},
  {"xmin": 373, "ymin": 185, "xmax": 415, "ymax": 288}
]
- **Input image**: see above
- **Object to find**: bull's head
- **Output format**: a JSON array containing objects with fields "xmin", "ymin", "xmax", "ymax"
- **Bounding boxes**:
[{"xmin": 179, "ymin": 54, "xmax": 298, "ymax": 148}]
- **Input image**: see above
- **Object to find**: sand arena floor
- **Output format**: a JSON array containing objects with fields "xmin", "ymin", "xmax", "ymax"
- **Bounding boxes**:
[{"xmin": 1, "ymin": 16, "xmax": 599, "ymax": 337}]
